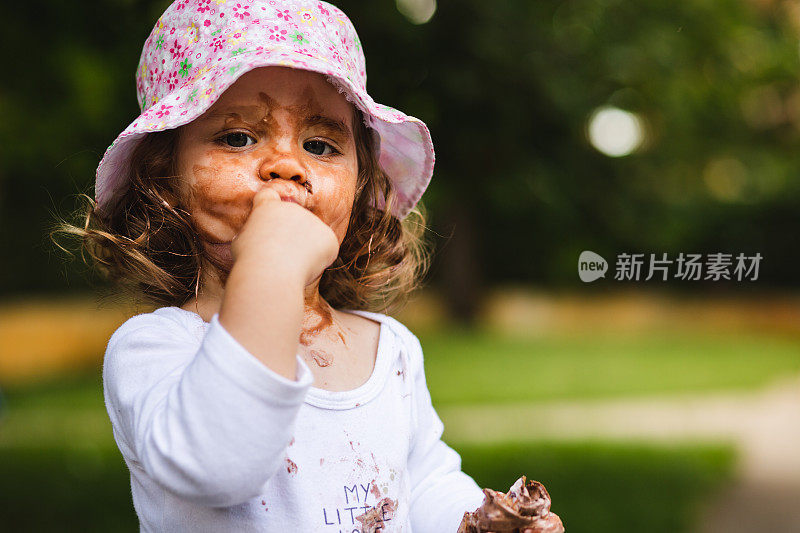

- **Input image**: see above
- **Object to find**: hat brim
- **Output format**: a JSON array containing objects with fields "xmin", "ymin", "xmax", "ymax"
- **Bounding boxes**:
[{"xmin": 95, "ymin": 48, "xmax": 433, "ymax": 219}]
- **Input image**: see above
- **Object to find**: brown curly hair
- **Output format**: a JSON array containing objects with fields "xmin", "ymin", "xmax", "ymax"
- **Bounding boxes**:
[{"xmin": 55, "ymin": 108, "xmax": 430, "ymax": 314}]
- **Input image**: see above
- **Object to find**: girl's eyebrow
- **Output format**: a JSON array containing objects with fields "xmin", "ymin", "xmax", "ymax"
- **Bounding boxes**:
[
  {"xmin": 302, "ymin": 114, "xmax": 352, "ymax": 140},
  {"xmin": 201, "ymin": 108, "xmax": 351, "ymax": 140},
  {"xmin": 204, "ymin": 110, "xmax": 257, "ymax": 123}
]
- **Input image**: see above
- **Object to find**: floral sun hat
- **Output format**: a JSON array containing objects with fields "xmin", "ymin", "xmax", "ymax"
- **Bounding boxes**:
[{"xmin": 95, "ymin": 0, "xmax": 433, "ymax": 220}]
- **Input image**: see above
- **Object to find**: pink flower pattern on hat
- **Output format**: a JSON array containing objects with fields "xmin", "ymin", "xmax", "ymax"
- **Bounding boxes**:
[{"xmin": 95, "ymin": 0, "xmax": 433, "ymax": 219}]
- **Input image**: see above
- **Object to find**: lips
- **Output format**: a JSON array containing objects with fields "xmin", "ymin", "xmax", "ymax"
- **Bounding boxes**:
[
  {"xmin": 262, "ymin": 180, "xmax": 309, "ymax": 209},
  {"xmin": 278, "ymin": 192, "xmax": 310, "ymax": 209},
  {"xmin": 279, "ymin": 195, "xmax": 301, "ymax": 205}
]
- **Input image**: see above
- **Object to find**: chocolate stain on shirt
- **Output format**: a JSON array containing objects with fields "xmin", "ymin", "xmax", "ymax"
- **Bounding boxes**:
[
  {"xmin": 356, "ymin": 497, "xmax": 397, "ymax": 533},
  {"xmin": 370, "ymin": 480, "xmax": 382, "ymax": 500},
  {"xmin": 285, "ymin": 458, "xmax": 298, "ymax": 475},
  {"xmin": 369, "ymin": 452, "xmax": 379, "ymax": 474}
]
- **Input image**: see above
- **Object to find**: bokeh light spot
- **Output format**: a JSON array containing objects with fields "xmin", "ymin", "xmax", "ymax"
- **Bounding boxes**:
[
  {"xmin": 703, "ymin": 157, "xmax": 747, "ymax": 202},
  {"xmin": 587, "ymin": 106, "xmax": 645, "ymax": 157},
  {"xmin": 396, "ymin": 0, "xmax": 437, "ymax": 24}
]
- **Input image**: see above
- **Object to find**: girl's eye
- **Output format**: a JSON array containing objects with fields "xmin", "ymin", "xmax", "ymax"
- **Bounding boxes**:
[
  {"xmin": 221, "ymin": 132, "xmax": 255, "ymax": 148},
  {"xmin": 303, "ymin": 140, "xmax": 338, "ymax": 156}
]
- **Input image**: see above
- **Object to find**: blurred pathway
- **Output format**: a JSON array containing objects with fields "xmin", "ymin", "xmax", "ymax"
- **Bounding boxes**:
[{"xmin": 439, "ymin": 374, "xmax": 800, "ymax": 533}]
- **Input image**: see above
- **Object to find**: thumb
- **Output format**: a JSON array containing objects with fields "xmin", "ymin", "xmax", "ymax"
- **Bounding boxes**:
[{"xmin": 252, "ymin": 187, "xmax": 281, "ymax": 208}]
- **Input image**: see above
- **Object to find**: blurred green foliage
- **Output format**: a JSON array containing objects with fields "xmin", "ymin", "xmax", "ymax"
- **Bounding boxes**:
[
  {"xmin": 3, "ymin": 0, "xmax": 800, "ymax": 298},
  {"xmin": 1, "ymin": 448, "xmax": 138, "ymax": 532}
]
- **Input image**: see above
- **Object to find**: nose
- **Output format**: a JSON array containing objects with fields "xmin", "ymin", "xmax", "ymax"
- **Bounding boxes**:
[{"xmin": 257, "ymin": 151, "xmax": 308, "ymax": 187}]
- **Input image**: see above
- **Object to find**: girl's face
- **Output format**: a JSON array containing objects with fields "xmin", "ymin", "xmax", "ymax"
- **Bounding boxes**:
[{"xmin": 175, "ymin": 66, "xmax": 359, "ymax": 267}]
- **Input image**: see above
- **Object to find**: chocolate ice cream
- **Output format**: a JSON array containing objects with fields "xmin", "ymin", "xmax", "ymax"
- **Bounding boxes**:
[{"xmin": 458, "ymin": 476, "xmax": 564, "ymax": 533}]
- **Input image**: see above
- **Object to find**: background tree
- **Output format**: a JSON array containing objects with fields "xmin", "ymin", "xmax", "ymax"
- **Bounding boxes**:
[{"xmin": 3, "ymin": 0, "xmax": 799, "ymax": 322}]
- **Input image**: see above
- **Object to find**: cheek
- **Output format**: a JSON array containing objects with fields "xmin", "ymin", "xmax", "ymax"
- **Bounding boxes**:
[
  {"xmin": 312, "ymin": 164, "xmax": 358, "ymax": 242},
  {"xmin": 181, "ymin": 150, "xmax": 261, "ymax": 241}
]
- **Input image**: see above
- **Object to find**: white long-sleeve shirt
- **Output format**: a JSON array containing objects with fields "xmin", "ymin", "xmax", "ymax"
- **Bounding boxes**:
[{"xmin": 102, "ymin": 306, "xmax": 484, "ymax": 532}]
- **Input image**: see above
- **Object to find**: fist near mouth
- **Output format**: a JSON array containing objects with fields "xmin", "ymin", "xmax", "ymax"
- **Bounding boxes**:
[
  {"xmin": 232, "ymin": 186, "xmax": 340, "ymax": 287},
  {"xmin": 458, "ymin": 477, "xmax": 565, "ymax": 533}
]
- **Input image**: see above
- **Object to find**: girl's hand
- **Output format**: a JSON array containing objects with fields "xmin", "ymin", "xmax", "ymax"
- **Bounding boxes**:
[
  {"xmin": 219, "ymin": 186, "xmax": 340, "ymax": 379},
  {"xmin": 230, "ymin": 187, "xmax": 340, "ymax": 288}
]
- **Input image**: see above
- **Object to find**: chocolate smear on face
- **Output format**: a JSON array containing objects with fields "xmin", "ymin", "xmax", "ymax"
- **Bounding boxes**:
[
  {"xmin": 256, "ymin": 92, "xmax": 280, "ymax": 130},
  {"xmin": 356, "ymin": 497, "xmax": 397, "ymax": 533},
  {"xmin": 458, "ymin": 477, "xmax": 564, "ymax": 533},
  {"xmin": 189, "ymin": 163, "xmax": 250, "ymax": 239}
]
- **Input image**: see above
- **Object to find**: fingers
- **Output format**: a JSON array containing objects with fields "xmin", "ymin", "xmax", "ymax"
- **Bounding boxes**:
[{"xmin": 252, "ymin": 187, "xmax": 282, "ymax": 207}]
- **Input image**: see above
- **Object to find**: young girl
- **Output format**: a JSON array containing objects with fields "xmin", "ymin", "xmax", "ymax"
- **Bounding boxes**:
[{"xmin": 75, "ymin": 0, "xmax": 490, "ymax": 531}]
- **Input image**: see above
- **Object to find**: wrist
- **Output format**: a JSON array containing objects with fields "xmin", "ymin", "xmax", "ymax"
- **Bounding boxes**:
[{"xmin": 230, "ymin": 252, "xmax": 308, "ymax": 290}]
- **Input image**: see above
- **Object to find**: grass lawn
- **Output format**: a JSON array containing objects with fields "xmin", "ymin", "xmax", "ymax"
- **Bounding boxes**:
[
  {"xmin": 420, "ymin": 328, "xmax": 800, "ymax": 405},
  {"xmin": 0, "ymin": 372, "xmax": 735, "ymax": 532}
]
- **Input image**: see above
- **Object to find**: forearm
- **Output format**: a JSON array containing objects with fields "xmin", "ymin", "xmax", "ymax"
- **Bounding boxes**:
[
  {"xmin": 410, "ymin": 439, "xmax": 485, "ymax": 532},
  {"xmin": 104, "ymin": 313, "xmax": 314, "ymax": 507},
  {"xmin": 217, "ymin": 187, "xmax": 338, "ymax": 382},
  {"xmin": 138, "ymin": 318, "xmax": 309, "ymax": 506},
  {"xmin": 400, "ymin": 327, "xmax": 485, "ymax": 531},
  {"xmin": 219, "ymin": 256, "xmax": 305, "ymax": 380}
]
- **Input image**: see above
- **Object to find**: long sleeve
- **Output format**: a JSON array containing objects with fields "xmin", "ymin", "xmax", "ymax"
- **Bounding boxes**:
[
  {"xmin": 404, "ymin": 331, "xmax": 485, "ymax": 532},
  {"xmin": 102, "ymin": 310, "xmax": 313, "ymax": 508}
]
